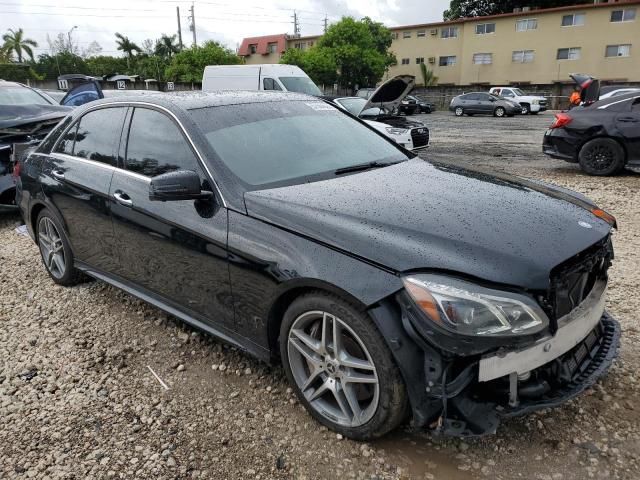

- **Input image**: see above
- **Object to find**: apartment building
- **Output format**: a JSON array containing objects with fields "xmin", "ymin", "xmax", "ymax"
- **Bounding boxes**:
[{"xmin": 237, "ymin": 1, "xmax": 639, "ymax": 86}]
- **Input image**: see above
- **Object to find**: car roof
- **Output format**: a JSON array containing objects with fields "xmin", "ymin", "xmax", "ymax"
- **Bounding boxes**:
[
  {"xmin": 592, "ymin": 91, "xmax": 640, "ymax": 109},
  {"xmin": 0, "ymin": 80, "xmax": 28, "ymax": 88},
  {"xmin": 84, "ymin": 90, "xmax": 316, "ymax": 111}
]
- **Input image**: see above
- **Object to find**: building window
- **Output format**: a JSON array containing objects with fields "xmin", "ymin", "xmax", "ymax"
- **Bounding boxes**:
[
  {"xmin": 475, "ymin": 23, "xmax": 495, "ymax": 35},
  {"xmin": 561, "ymin": 13, "xmax": 585, "ymax": 26},
  {"xmin": 416, "ymin": 57, "xmax": 425, "ymax": 64},
  {"xmin": 512, "ymin": 50, "xmax": 535, "ymax": 63},
  {"xmin": 472, "ymin": 53, "xmax": 492, "ymax": 64},
  {"xmin": 441, "ymin": 26, "xmax": 459, "ymax": 38},
  {"xmin": 307, "ymin": 41, "xmax": 314, "ymax": 47},
  {"xmin": 611, "ymin": 8, "xmax": 636, "ymax": 22},
  {"xmin": 557, "ymin": 47, "xmax": 581, "ymax": 60},
  {"xmin": 267, "ymin": 42, "xmax": 278, "ymax": 54},
  {"xmin": 392, "ymin": 32, "xmax": 399, "ymax": 40},
  {"xmin": 417, "ymin": 30, "xmax": 426, "ymax": 37},
  {"xmin": 294, "ymin": 42, "xmax": 304, "ymax": 50},
  {"xmin": 439, "ymin": 55, "xmax": 457, "ymax": 66},
  {"xmin": 249, "ymin": 44, "xmax": 257, "ymax": 54},
  {"xmin": 403, "ymin": 31, "xmax": 411, "ymax": 39},
  {"xmin": 606, "ymin": 44, "xmax": 631, "ymax": 57},
  {"xmin": 401, "ymin": 58, "xmax": 410, "ymax": 65},
  {"xmin": 516, "ymin": 19, "xmax": 538, "ymax": 31}
]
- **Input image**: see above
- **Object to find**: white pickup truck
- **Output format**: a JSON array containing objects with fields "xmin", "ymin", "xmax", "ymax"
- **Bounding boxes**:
[{"xmin": 489, "ymin": 87, "xmax": 547, "ymax": 115}]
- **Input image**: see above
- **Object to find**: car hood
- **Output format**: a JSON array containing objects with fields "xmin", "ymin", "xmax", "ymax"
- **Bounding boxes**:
[
  {"xmin": 362, "ymin": 75, "xmax": 415, "ymax": 113},
  {"xmin": 365, "ymin": 114, "xmax": 424, "ymax": 128},
  {"xmin": 244, "ymin": 159, "xmax": 612, "ymax": 290},
  {"xmin": 0, "ymin": 104, "xmax": 71, "ymax": 129}
]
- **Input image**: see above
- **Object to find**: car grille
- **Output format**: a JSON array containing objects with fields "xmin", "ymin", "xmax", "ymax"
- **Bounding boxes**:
[
  {"xmin": 411, "ymin": 127, "xmax": 429, "ymax": 148},
  {"xmin": 548, "ymin": 237, "xmax": 613, "ymax": 325},
  {"xmin": 539, "ymin": 100, "xmax": 547, "ymax": 107}
]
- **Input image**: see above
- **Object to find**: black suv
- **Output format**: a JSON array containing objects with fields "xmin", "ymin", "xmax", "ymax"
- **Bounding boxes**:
[{"xmin": 18, "ymin": 91, "xmax": 620, "ymax": 439}]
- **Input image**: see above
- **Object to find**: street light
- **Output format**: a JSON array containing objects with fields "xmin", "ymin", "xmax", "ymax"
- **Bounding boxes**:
[{"xmin": 67, "ymin": 25, "xmax": 78, "ymax": 52}]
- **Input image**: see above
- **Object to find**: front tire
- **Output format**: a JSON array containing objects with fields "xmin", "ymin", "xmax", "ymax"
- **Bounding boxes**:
[
  {"xmin": 520, "ymin": 103, "xmax": 530, "ymax": 115},
  {"xmin": 36, "ymin": 209, "xmax": 84, "ymax": 286},
  {"xmin": 454, "ymin": 107, "xmax": 464, "ymax": 116},
  {"xmin": 578, "ymin": 138, "xmax": 625, "ymax": 176},
  {"xmin": 280, "ymin": 292, "xmax": 407, "ymax": 440},
  {"xmin": 494, "ymin": 107, "xmax": 506, "ymax": 117}
]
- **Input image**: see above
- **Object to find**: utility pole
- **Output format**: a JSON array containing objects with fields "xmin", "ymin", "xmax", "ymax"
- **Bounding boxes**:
[
  {"xmin": 323, "ymin": 15, "xmax": 328, "ymax": 33},
  {"xmin": 189, "ymin": 3, "xmax": 197, "ymax": 47},
  {"xmin": 176, "ymin": 6, "xmax": 183, "ymax": 50},
  {"xmin": 292, "ymin": 10, "xmax": 300, "ymax": 37}
]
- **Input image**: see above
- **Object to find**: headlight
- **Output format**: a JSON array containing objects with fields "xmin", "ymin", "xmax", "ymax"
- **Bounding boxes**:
[
  {"xmin": 532, "ymin": 100, "xmax": 539, "ymax": 105},
  {"xmin": 386, "ymin": 127, "xmax": 409, "ymax": 135},
  {"xmin": 402, "ymin": 274, "xmax": 549, "ymax": 336}
]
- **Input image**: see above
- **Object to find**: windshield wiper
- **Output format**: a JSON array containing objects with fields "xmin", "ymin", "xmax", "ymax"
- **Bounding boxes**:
[{"xmin": 334, "ymin": 160, "xmax": 404, "ymax": 175}]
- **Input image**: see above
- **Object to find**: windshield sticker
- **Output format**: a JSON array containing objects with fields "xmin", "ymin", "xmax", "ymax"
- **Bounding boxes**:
[{"xmin": 305, "ymin": 102, "xmax": 335, "ymax": 111}]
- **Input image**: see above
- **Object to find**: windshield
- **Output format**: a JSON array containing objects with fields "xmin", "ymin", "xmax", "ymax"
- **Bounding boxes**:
[
  {"xmin": 278, "ymin": 77, "xmax": 322, "ymax": 96},
  {"xmin": 0, "ymin": 85, "xmax": 53, "ymax": 106},
  {"xmin": 335, "ymin": 97, "xmax": 367, "ymax": 116},
  {"xmin": 190, "ymin": 101, "xmax": 407, "ymax": 188},
  {"xmin": 512, "ymin": 88, "xmax": 525, "ymax": 96}
]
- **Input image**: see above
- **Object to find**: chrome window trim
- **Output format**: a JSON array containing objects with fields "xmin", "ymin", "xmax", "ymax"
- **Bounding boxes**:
[
  {"xmin": 52, "ymin": 101, "xmax": 227, "ymax": 208},
  {"xmin": 598, "ymin": 95, "xmax": 640, "ymax": 109},
  {"xmin": 50, "ymin": 152, "xmax": 117, "ymax": 172}
]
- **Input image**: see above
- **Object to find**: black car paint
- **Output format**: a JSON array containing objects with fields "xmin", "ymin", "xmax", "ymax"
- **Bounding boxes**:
[
  {"xmin": 17, "ymin": 92, "xmax": 619, "ymax": 436},
  {"xmin": 543, "ymin": 93, "xmax": 640, "ymax": 166}
]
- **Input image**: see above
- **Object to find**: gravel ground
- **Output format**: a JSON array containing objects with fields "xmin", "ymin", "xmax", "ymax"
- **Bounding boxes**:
[{"xmin": 1, "ymin": 111, "xmax": 639, "ymax": 479}]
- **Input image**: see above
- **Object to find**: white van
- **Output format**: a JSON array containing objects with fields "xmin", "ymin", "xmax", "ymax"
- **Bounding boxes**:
[{"xmin": 202, "ymin": 64, "xmax": 322, "ymax": 96}]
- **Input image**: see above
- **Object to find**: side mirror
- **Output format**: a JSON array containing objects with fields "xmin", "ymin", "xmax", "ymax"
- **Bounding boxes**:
[{"xmin": 149, "ymin": 170, "xmax": 213, "ymax": 202}]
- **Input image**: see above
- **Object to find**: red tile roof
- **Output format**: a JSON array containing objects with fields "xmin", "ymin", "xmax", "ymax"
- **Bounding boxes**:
[{"xmin": 238, "ymin": 34, "xmax": 287, "ymax": 56}]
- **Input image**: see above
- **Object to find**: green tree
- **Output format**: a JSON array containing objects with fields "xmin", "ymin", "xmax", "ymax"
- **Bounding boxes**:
[
  {"xmin": 2, "ymin": 28, "xmax": 38, "ymax": 63},
  {"xmin": 165, "ymin": 41, "xmax": 241, "ymax": 82},
  {"xmin": 134, "ymin": 55, "xmax": 169, "ymax": 81},
  {"xmin": 33, "ymin": 52, "xmax": 89, "ymax": 79},
  {"xmin": 154, "ymin": 34, "xmax": 180, "ymax": 59},
  {"xmin": 419, "ymin": 63, "xmax": 438, "ymax": 86},
  {"xmin": 444, "ymin": 0, "xmax": 590, "ymax": 20},
  {"xmin": 280, "ymin": 47, "xmax": 337, "ymax": 87},
  {"xmin": 115, "ymin": 33, "xmax": 141, "ymax": 68},
  {"xmin": 85, "ymin": 55, "xmax": 129, "ymax": 76}
]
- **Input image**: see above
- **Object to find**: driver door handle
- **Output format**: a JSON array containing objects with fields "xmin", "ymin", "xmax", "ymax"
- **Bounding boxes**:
[
  {"xmin": 618, "ymin": 116, "xmax": 638, "ymax": 123},
  {"xmin": 113, "ymin": 191, "xmax": 133, "ymax": 207}
]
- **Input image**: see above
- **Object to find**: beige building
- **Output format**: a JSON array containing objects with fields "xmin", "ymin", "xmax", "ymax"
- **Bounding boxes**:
[{"xmin": 238, "ymin": 1, "xmax": 640, "ymax": 86}]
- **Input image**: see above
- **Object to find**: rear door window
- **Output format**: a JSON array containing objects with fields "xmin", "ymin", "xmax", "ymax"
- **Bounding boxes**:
[
  {"xmin": 125, "ymin": 107, "xmax": 201, "ymax": 177},
  {"xmin": 72, "ymin": 107, "xmax": 127, "ymax": 165}
]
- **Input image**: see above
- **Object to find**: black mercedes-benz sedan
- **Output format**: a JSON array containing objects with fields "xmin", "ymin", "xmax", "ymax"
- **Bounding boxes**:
[
  {"xmin": 543, "ymin": 92, "xmax": 640, "ymax": 175},
  {"xmin": 17, "ymin": 91, "xmax": 620, "ymax": 439}
]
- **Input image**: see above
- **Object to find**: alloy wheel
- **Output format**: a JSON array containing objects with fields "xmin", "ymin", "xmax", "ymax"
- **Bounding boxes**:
[
  {"xmin": 287, "ymin": 311, "xmax": 380, "ymax": 427},
  {"xmin": 38, "ymin": 217, "xmax": 66, "ymax": 279},
  {"xmin": 495, "ymin": 107, "xmax": 505, "ymax": 117},
  {"xmin": 583, "ymin": 144, "xmax": 615, "ymax": 172},
  {"xmin": 455, "ymin": 107, "xmax": 463, "ymax": 116}
]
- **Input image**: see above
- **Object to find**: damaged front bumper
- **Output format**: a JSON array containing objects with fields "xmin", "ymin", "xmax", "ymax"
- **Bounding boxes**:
[{"xmin": 392, "ymin": 279, "xmax": 621, "ymax": 437}]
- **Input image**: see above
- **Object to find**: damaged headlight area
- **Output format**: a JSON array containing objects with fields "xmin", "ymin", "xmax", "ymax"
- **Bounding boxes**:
[{"xmin": 403, "ymin": 274, "xmax": 549, "ymax": 336}]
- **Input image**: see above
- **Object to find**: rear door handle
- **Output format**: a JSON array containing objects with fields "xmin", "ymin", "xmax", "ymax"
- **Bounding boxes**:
[
  {"xmin": 618, "ymin": 117, "xmax": 638, "ymax": 123},
  {"xmin": 52, "ymin": 170, "xmax": 65, "ymax": 180},
  {"xmin": 113, "ymin": 191, "xmax": 133, "ymax": 207}
]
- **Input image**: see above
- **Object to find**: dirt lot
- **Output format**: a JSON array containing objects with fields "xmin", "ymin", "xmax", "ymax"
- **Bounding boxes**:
[{"xmin": 1, "ymin": 111, "xmax": 639, "ymax": 480}]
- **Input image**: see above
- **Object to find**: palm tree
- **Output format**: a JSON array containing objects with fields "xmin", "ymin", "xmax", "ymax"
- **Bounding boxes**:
[
  {"xmin": 419, "ymin": 63, "xmax": 438, "ymax": 87},
  {"xmin": 2, "ymin": 28, "xmax": 38, "ymax": 63},
  {"xmin": 154, "ymin": 34, "xmax": 180, "ymax": 59},
  {"xmin": 115, "ymin": 32, "xmax": 141, "ymax": 68}
]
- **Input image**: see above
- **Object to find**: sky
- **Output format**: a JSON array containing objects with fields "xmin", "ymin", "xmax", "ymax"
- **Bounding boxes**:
[{"xmin": 1, "ymin": 0, "xmax": 451, "ymax": 58}]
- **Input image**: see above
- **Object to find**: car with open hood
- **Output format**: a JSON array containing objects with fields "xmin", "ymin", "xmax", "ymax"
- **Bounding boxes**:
[{"xmin": 17, "ymin": 91, "xmax": 620, "ymax": 439}]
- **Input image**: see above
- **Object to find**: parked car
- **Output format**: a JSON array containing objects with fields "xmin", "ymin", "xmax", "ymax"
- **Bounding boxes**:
[
  {"xmin": 202, "ymin": 64, "xmax": 322, "ymax": 96},
  {"xmin": 406, "ymin": 95, "xmax": 436, "ymax": 114},
  {"xmin": 398, "ymin": 96, "xmax": 418, "ymax": 115},
  {"xmin": 489, "ymin": 87, "xmax": 547, "ymax": 115},
  {"xmin": 18, "ymin": 90, "xmax": 620, "ymax": 439},
  {"xmin": 543, "ymin": 91, "xmax": 640, "ymax": 175},
  {"xmin": 323, "ymin": 75, "xmax": 429, "ymax": 150},
  {"xmin": 0, "ymin": 80, "xmax": 72, "ymax": 210},
  {"xmin": 599, "ymin": 87, "xmax": 640, "ymax": 101},
  {"xmin": 449, "ymin": 92, "xmax": 521, "ymax": 117}
]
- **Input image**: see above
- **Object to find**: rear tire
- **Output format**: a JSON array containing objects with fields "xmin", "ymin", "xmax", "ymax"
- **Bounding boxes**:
[
  {"xmin": 578, "ymin": 138, "xmax": 625, "ymax": 176},
  {"xmin": 494, "ymin": 107, "xmax": 506, "ymax": 118},
  {"xmin": 36, "ymin": 209, "xmax": 85, "ymax": 286},
  {"xmin": 454, "ymin": 107, "xmax": 464, "ymax": 117},
  {"xmin": 280, "ymin": 291, "xmax": 408, "ymax": 440}
]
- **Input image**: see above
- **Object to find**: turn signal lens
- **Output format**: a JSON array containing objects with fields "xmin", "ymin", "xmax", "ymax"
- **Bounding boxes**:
[
  {"xmin": 550, "ymin": 113, "xmax": 572, "ymax": 129},
  {"xmin": 404, "ymin": 281, "xmax": 442, "ymax": 324},
  {"xmin": 591, "ymin": 208, "xmax": 617, "ymax": 227}
]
